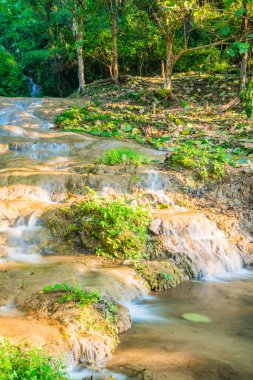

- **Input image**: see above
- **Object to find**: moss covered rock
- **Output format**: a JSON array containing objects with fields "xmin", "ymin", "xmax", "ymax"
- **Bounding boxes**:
[
  {"xmin": 135, "ymin": 260, "xmax": 182, "ymax": 291},
  {"xmin": 24, "ymin": 286, "xmax": 132, "ymax": 364}
]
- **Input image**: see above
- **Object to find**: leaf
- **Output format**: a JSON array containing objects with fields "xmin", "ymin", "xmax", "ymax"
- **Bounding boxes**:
[
  {"xmin": 214, "ymin": 20, "xmax": 224, "ymax": 30},
  {"xmin": 181, "ymin": 128, "xmax": 190, "ymax": 135},
  {"xmin": 220, "ymin": 25, "xmax": 230, "ymax": 37},
  {"xmin": 236, "ymin": 42, "xmax": 250, "ymax": 54},
  {"xmin": 234, "ymin": 7, "xmax": 246, "ymax": 17},
  {"xmin": 182, "ymin": 313, "xmax": 211, "ymax": 323},
  {"xmin": 227, "ymin": 46, "xmax": 236, "ymax": 57},
  {"xmin": 63, "ymin": 282, "xmax": 69, "ymax": 291}
]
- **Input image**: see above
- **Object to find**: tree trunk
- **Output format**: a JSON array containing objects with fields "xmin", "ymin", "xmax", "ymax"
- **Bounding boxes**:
[
  {"xmin": 164, "ymin": 38, "xmax": 173, "ymax": 91},
  {"xmin": 112, "ymin": 9, "xmax": 119, "ymax": 85},
  {"xmin": 108, "ymin": 64, "xmax": 113, "ymax": 79},
  {"xmin": 240, "ymin": 1, "xmax": 249, "ymax": 90},
  {"xmin": 240, "ymin": 51, "xmax": 248, "ymax": 89},
  {"xmin": 161, "ymin": 60, "xmax": 165, "ymax": 79},
  {"xmin": 73, "ymin": 18, "xmax": 85, "ymax": 93}
]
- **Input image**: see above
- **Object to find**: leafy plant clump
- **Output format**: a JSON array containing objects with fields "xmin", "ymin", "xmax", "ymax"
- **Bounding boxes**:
[
  {"xmin": 98, "ymin": 147, "xmax": 148, "ymax": 166},
  {"xmin": 52, "ymin": 194, "xmax": 151, "ymax": 261},
  {"xmin": 0, "ymin": 47, "xmax": 29, "ymax": 97},
  {"xmin": 241, "ymin": 80, "xmax": 253, "ymax": 119},
  {"xmin": 169, "ymin": 142, "xmax": 234, "ymax": 179},
  {"xmin": 0, "ymin": 339, "xmax": 68, "ymax": 380},
  {"xmin": 42, "ymin": 283, "xmax": 118, "ymax": 322}
]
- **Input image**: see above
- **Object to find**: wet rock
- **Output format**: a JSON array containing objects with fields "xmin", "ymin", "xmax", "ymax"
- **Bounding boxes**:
[{"xmin": 149, "ymin": 219, "xmax": 162, "ymax": 235}]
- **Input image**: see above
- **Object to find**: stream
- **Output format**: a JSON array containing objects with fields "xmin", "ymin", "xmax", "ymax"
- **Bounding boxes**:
[{"xmin": 0, "ymin": 98, "xmax": 252, "ymax": 380}]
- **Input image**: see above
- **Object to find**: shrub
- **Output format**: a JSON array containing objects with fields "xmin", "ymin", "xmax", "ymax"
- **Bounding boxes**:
[
  {"xmin": 0, "ymin": 46, "xmax": 29, "ymax": 96},
  {"xmin": 0, "ymin": 339, "xmax": 68, "ymax": 380},
  {"xmin": 174, "ymin": 47, "xmax": 230, "ymax": 73},
  {"xmin": 53, "ymin": 194, "xmax": 151, "ymax": 261},
  {"xmin": 98, "ymin": 147, "xmax": 148, "ymax": 166},
  {"xmin": 241, "ymin": 80, "xmax": 253, "ymax": 119}
]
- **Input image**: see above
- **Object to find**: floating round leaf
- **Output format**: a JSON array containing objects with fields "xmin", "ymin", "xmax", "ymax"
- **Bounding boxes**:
[{"xmin": 182, "ymin": 313, "xmax": 211, "ymax": 323}]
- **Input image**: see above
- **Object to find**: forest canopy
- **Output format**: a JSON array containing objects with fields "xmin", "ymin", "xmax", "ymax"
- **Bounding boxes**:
[{"xmin": 0, "ymin": 0, "xmax": 252, "ymax": 97}]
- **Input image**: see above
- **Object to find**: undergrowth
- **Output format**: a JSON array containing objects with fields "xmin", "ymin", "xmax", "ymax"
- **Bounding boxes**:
[
  {"xmin": 169, "ymin": 141, "xmax": 234, "ymax": 179},
  {"xmin": 56, "ymin": 192, "xmax": 151, "ymax": 261},
  {"xmin": 55, "ymin": 105, "xmax": 172, "ymax": 149},
  {"xmin": 98, "ymin": 147, "xmax": 147, "ymax": 166},
  {"xmin": 0, "ymin": 339, "xmax": 68, "ymax": 380}
]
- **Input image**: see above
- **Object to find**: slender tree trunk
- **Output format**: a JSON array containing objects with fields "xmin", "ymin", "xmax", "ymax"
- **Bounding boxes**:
[
  {"xmin": 240, "ymin": 1, "xmax": 249, "ymax": 90},
  {"xmin": 73, "ymin": 18, "xmax": 85, "ymax": 93},
  {"xmin": 164, "ymin": 37, "xmax": 173, "ymax": 91},
  {"xmin": 112, "ymin": 8, "xmax": 119, "ymax": 84},
  {"xmin": 161, "ymin": 60, "xmax": 165, "ymax": 79},
  {"xmin": 108, "ymin": 64, "xmax": 113, "ymax": 79}
]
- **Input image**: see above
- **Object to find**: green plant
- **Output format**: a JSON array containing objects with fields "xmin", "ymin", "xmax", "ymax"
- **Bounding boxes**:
[
  {"xmin": 169, "ymin": 141, "xmax": 233, "ymax": 179},
  {"xmin": 43, "ymin": 283, "xmax": 118, "ymax": 322},
  {"xmin": 56, "ymin": 194, "xmax": 151, "ymax": 261},
  {"xmin": 0, "ymin": 339, "xmax": 68, "ymax": 380},
  {"xmin": 98, "ymin": 147, "xmax": 148, "ymax": 166},
  {"xmin": 0, "ymin": 46, "xmax": 29, "ymax": 97},
  {"xmin": 241, "ymin": 80, "xmax": 253, "ymax": 119}
]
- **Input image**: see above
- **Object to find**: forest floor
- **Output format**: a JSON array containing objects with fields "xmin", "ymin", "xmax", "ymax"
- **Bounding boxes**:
[{"xmin": 37, "ymin": 72, "xmax": 253, "ymax": 173}]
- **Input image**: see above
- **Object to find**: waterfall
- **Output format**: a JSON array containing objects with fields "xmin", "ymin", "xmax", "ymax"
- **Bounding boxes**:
[
  {"xmin": 151, "ymin": 212, "xmax": 245, "ymax": 279},
  {"xmin": 0, "ymin": 213, "xmax": 42, "ymax": 263},
  {"xmin": 27, "ymin": 77, "xmax": 41, "ymax": 97}
]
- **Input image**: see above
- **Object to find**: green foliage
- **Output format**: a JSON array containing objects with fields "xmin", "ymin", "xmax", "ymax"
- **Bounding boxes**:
[
  {"xmin": 169, "ymin": 142, "xmax": 234, "ymax": 179},
  {"xmin": 43, "ymin": 283, "xmax": 118, "ymax": 322},
  {"xmin": 0, "ymin": 47, "xmax": 29, "ymax": 97},
  {"xmin": 0, "ymin": 0, "xmax": 251, "ymax": 96},
  {"xmin": 241, "ymin": 80, "xmax": 253, "ymax": 119},
  {"xmin": 59, "ymin": 194, "xmax": 151, "ymax": 261},
  {"xmin": 174, "ymin": 48, "xmax": 230, "ymax": 74},
  {"xmin": 55, "ymin": 105, "xmax": 158, "ymax": 148},
  {"xmin": 155, "ymin": 88, "xmax": 172, "ymax": 99},
  {"xmin": 43, "ymin": 283, "xmax": 100, "ymax": 306},
  {"xmin": 98, "ymin": 147, "xmax": 148, "ymax": 166},
  {"xmin": 0, "ymin": 339, "xmax": 68, "ymax": 380}
]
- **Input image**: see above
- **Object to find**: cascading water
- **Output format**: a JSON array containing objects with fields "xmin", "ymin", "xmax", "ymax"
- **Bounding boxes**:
[
  {"xmin": 27, "ymin": 77, "xmax": 41, "ymax": 97},
  {"xmin": 0, "ymin": 97, "xmax": 252, "ymax": 380},
  {"xmin": 151, "ymin": 211, "xmax": 245, "ymax": 279},
  {"xmin": 0, "ymin": 213, "xmax": 42, "ymax": 262}
]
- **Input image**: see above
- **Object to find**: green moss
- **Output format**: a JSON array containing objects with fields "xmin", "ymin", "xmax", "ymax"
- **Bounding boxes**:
[
  {"xmin": 155, "ymin": 88, "xmax": 172, "ymax": 100},
  {"xmin": 0, "ymin": 339, "xmax": 68, "ymax": 380},
  {"xmin": 98, "ymin": 148, "xmax": 148, "ymax": 166},
  {"xmin": 135, "ymin": 260, "xmax": 182, "ymax": 291}
]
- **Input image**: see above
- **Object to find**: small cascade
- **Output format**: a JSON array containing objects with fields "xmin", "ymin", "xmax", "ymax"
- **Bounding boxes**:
[
  {"xmin": 146, "ymin": 170, "xmax": 165, "ymax": 193},
  {"xmin": 0, "ymin": 213, "xmax": 42, "ymax": 263},
  {"xmin": 152, "ymin": 212, "xmax": 244, "ymax": 279},
  {"xmin": 27, "ymin": 77, "xmax": 41, "ymax": 97}
]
